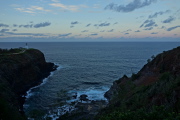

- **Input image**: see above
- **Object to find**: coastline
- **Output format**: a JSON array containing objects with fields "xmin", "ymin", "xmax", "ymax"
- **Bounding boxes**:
[
  {"xmin": 24, "ymin": 64, "xmax": 61, "ymax": 99},
  {"xmin": 59, "ymin": 46, "xmax": 180, "ymax": 120},
  {"xmin": 1, "ymin": 44, "xmax": 180, "ymax": 120}
]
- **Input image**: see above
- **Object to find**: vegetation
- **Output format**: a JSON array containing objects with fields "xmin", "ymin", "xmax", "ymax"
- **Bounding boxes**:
[
  {"xmin": 98, "ymin": 106, "xmax": 180, "ymax": 120},
  {"xmin": 97, "ymin": 72, "xmax": 180, "ymax": 120},
  {"xmin": 0, "ymin": 48, "xmax": 26, "ymax": 55}
]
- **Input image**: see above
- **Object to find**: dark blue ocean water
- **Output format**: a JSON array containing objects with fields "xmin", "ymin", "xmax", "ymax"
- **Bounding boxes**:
[{"xmin": 0, "ymin": 42, "xmax": 180, "ymax": 119}]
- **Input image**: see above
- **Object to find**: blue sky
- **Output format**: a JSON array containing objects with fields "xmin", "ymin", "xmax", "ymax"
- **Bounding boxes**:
[{"xmin": 0, "ymin": 0, "xmax": 180, "ymax": 42}]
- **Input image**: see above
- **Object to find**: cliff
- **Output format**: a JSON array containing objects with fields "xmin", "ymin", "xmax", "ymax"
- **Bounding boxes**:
[
  {"xmin": 97, "ymin": 46, "xmax": 180, "ymax": 119},
  {"xmin": 0, "ymin": 48, "xmax": 56, "ymax": 120}
]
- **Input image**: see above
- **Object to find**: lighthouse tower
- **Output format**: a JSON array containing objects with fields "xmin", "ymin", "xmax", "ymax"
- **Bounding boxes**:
[{"xmin": 25, "ymin": 43, "xmax": 29, "ymax": 49}]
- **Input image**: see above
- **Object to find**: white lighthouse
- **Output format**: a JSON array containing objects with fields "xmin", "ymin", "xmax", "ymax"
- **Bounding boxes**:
[{"xmin": 25, "ymin": 43, "xmax": 29, "ymax": 49}]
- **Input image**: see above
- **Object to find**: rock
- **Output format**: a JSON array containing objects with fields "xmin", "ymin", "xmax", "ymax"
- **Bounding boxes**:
[
  {"xmin": 79, "ymin": 94, "xmax": 88, "ymax": 101},
  {"xmin": 58, "ymin": 100, "xmax": 107, "ymax": 120},
  {"xmin": 104, "ymin": 81, "xmax": 119, "ymax": 101},
  {"xmin": 72, "ymin": 93, "xmax": 77, "ymax": 99}
]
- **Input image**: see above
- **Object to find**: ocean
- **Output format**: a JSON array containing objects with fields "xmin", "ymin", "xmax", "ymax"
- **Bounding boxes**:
[{"xmin": 0, "ymin": 42, "xmax": 180, "ymax": 119}]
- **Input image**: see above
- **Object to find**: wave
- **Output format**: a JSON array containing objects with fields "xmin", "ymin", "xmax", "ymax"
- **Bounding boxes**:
[
  {"xmin": 23, "ymin": 64, "xmax": 63, "ymax": 99},
  {"xmin": 68, "ymin": 86, "xmax": 109, "ymax": 102},
  {"xmin": 44, "ymin": 86, "xmax": 109, "ymax": 119}
]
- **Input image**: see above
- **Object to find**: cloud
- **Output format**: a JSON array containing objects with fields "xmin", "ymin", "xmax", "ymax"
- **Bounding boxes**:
[
  {"xmin": 0, "ymin": 23, "xmax": 9, "ymax": 27},
  {"xmin": 1, "ymin": 22, "xmax": 51, "ymax": 29},
  {"xmin": 13, "ymin": 24, "xmax": 18, "ymax": 27},
  {"xmin": 105, "ymin": 0, "xmax": 157, "ymax": 13},
  {"xmin": 161, "ymin": 26, "xmax": 166, "ymax": 29},
  {"xmin": 113, "ymin": 22, "xmax": 118, "ymax": 25},
  {"xmin": 136, "ymin": 16, "xmax": 145, "ymax": 19},
  {"xmin": 140, "ymin": 20, "xmax": 157, "ymax": 28},
  {"xmin": 70, "ymin": 21, "xmax": 79, "ymax": 28},
  {"xmin": 144, "ymin": 21, "xmax": 157, "ymax": 27},
  {"xmin": 122, "ymin": 29, "xmax": 132, "ymax": 33},
  {"xmin": 15, "ymin": 6, "xmax": 51, "ymax": 14},
  {"xmin": 86, "ymin": 23, "xmax": 91, "ymax": 27},
  {"xmin": 81, "ymin": 30, "xmax": 89, "ymax": 32},
  {"xmin": 99, "ymin": 22, "xmax": 110, "ymax": 27},
  {"xmin": 135, "ymin": 30, "xmax": 140, "ymax": 32},
  {"xmin": 90, "ymin": 33, "xmax": 98, "ymax": 36},
  {"xmin": 59, "ymin": 33, "xmax": 72, "ymax": 37},
  {"xmin": 19, "ymin": 24, "xmax": 33, "ymax": 28},
  {"xmin": 167, "ymin": 25, "xmax": 180, "ymax": 31},
  {"xmin": 33, "ymin": 22, "xmax": 51, "ymax": 28},
  {"xmin": 50, "ymin": 3, "xmax": 87, "ymax": 12},
  {"xmin": 148, "ymin": 10, "xmax": 170, "ymax": 19},
  {"xmin": 108, "ymin": 29, "xmax": 114, "ymax": 32},
  {"xmin": 124, "ymin": 33, "xmax": 129, "ymax": 35},
  {"xmin": 71, "ymin": 21, "xmax": 79, "ymax": 25},
  {"xmin": 70, "ymin": 26, "xmax": 74, "ymax": 28},
  {"xmin": 30, "ymin": 6, "xmax": 51, "ymax": 12},
  {"xmin": 144, "ymin": 27, "xmax": 153, "ymax": 30},
  {"xmin": 15, "ymin": 8, "xmax": 35, "ymax": 13},
  {"xmin": 0, "ymin": 31, "xmax": 49, "ymax": 37},
  {"xmin": 0, "ymin": 29, "xmax": 9, "ymax": 32},
  {"xmin": 162, "ymin": 16, "xmax": 175, "ymax": 23},
  {"xmin": 12, "ymin": 29, "xmax": 18, "ymax": 32},
  {"xmin": 151, "ymin": 32, "xmax": 158, "ymax": 34},
  {"xmin": 94, "ymin": 22, "xmax": 110, "ymax": 27},
  {"xmin": 126, "ymin": 29, "xmax": 132, "ymax": 32}
]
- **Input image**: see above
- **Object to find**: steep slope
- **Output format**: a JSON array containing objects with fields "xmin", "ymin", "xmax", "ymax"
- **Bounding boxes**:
[
  {"xmin": 97, "ymin": 46, "xmax": 180, "ymax": 119},
  {"xmin": 0, "ymin": 49, "xmax": 56, "ymax": 120}
]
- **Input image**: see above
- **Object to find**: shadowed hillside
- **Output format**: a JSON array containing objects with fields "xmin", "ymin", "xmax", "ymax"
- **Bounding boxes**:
[{"xmin": 97, "ymin": 46, "xmax": 180, "ymax": 120}]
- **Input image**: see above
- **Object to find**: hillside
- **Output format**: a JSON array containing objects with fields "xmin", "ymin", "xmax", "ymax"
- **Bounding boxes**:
[
  {"xmin": 97, "ymin": 46, "xmax": 180, "ymax": 120},
  {"xmin": 0, "ymin": 48, "xmax": 56, "ymax": 120}
]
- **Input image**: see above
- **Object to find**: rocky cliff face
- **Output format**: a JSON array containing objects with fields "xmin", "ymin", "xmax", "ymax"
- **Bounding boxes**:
[
  {"xmin": 98, "ymin": 46, "xmax": 180, "ymax": 119},
  {"xmin": 0, "ymin": 49, "xmax": 56, "ymax": 120}
]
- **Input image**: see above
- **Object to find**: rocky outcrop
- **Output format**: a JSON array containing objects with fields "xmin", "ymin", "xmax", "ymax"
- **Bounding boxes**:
[
  {"xmin": 105, "ymin": 46, "xmax": 180, "ymax": 102},
  {"xmin": 104, "ymin": 75, "xmax": 128, "ymax": 101},
  {"xmin": 0, "ymin": 49, "xmax": 57, "ymax": 120}
]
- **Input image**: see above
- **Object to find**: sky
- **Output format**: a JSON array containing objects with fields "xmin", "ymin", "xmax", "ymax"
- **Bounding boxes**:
[{"xmin": 0, "ymin": 0, "xmax": 180, "ymax": 42}]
